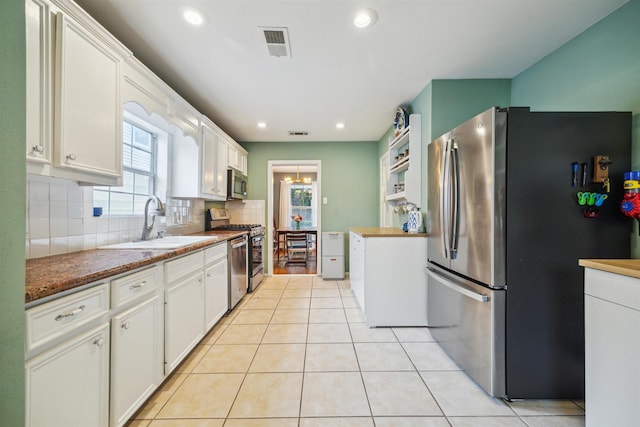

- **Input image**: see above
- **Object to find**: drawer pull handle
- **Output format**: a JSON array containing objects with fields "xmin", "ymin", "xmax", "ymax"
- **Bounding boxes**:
[
  {"xmin": 129, "ymin": 281, "xmax": 146, "ymax": 291},
  {"xmin": 54, "ymin": 305, "xmax": 86, "ymax": 321}
]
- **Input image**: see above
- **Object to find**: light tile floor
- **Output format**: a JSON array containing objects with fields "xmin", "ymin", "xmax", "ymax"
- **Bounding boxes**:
[{"xmin": 127, "ymin": 276, "xmax": 586, "ymax": 427}]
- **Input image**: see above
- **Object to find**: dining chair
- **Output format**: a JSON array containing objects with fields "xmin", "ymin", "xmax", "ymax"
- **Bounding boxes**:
[{"xmin": 286, "ymin": 231, "xmax": 308, "ymax": 264}]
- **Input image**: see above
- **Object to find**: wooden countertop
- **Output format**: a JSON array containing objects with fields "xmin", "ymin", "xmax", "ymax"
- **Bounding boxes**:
[
  {"xmin": 350, "ymin": 227, "xmax": 427, "ymax": 238},
  {"xmin": 579, "ymin": 259, "xmax": 640, "ymax": 279},
  {"xmin": 25, "ymin": 230, "xmax": 245, "ymax": 305}
]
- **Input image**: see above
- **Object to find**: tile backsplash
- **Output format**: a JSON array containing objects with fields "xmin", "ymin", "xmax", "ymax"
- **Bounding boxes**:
[
  {"xmin": 26, "ymin": 175, "xmax": 205, "ymax": 259},
  {"xmin": 225, "ymin": 199, "xmax": 266, "ymax": 225}
]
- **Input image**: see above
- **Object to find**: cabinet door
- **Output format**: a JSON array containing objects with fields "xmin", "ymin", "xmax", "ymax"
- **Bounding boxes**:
[
  {"xmin": 215, "ymin": 134, "xmax": 229, "ymax": 196},
  {"xmin": 205, "ymin": 258, "xmax": 229, "ymax": 330},
  {"xmin": 349, "ymin": 232, "xmax": 365, "ymax": 310},
  {"xmin": 201, "ymin": 125, "xmax": 226, "ymax": 198},
  {"xmin": 25, "ymin": 0, "xmax": 52, "ymax": 166},
  {"xmin": 26, "ymin": 323, "xmax": 109, "ymax": 427},
  {"xmin": 54, "ymin": 12, "xmax": 122, "ymax": 181},
  {"xmin": 228, "ymin": 143, "xmax": 239, "ymax": 171},
  {"xmin": 110, "ymin": 296, "xmax": 163, "ymax": 427},
  {"xmin": 165, "ymin": 272, "xmax": 205, "ymax": 373}
]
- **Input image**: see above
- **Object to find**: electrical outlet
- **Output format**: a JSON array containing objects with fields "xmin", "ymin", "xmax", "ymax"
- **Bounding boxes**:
[{"xmin": 323, "ymin": 197, "xmax": 328, "ymax": 204}]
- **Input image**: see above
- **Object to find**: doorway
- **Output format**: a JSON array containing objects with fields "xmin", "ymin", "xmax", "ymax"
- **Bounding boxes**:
[{"xmin": 267, "ymin": 160, "xmax": 322, "ymax": 276}]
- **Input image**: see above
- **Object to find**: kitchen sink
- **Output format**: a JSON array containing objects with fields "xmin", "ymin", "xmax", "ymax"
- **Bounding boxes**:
[{"xmin": 98, "ymin": 235, "xmax": 219, "ymax": 250}]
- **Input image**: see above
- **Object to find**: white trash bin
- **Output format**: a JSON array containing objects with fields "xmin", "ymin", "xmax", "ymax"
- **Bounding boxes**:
[{"xmin": 322, "ymin": 232, "xmax": 345, "ymax": 280}]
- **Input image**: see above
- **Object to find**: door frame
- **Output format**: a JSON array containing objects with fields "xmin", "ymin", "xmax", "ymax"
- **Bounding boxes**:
[{"xmin": 267, "ymin": 160, "xmax": 322, "ymax": 276}]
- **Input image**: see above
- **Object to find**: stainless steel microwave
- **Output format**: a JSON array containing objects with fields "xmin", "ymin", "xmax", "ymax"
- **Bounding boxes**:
[{"xmin": 227, "ymin": 169, "xmax": 247, "ymax": 200}]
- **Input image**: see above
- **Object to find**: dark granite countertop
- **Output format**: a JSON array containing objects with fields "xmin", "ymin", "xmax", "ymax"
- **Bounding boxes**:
[{"xmin": 25, "ymin": 230, "xmax": 245, "ymax": 304}]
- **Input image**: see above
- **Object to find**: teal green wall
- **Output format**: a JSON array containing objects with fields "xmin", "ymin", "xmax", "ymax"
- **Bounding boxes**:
[
  {"xmin": 0, "ymin": 0, "xmax": 26, "ymax": 424},
  {"xmin": 512, "ymin": 0, "xmax": 640, "ymax": 254},
  {"xmin": 241, "ymin": 141, "xmax": 380, "ymax": 236},
  {"xmin": 429, "ymin": 80, "xmax": 512, "ymax": 140},
  {"xmin": 378, "ymin": 79, "xmax": 510, "ymax": 228}
]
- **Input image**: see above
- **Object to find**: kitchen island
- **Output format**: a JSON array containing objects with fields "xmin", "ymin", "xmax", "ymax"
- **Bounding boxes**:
[
  {"xmin": 579, "ymin": 259, "xmax": 640, "ymax": 427},
  {"xmin": 349, "ymin": 227, "xmax": 427, "ymax": 327}
]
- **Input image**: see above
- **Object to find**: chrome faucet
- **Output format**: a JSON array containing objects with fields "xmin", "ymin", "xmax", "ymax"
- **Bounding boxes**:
[{"xmin": 141, "ymin": 196, "xmax": 165, "ymax": 241}]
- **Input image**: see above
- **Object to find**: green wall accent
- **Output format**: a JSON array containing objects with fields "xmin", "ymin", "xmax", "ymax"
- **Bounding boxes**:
[
  {"xmin": 0, "ymin": 0, "xmax": 26, "ymax": 424},
  {"xmin": 512, "ymin": 0, "xmax": 640, "ymax": 255},
  {"xmin": 241, "ymin": 140, "xmax": 379, "ymax": 270},
  {"xmin": 377, "ymin": 79, "xmax": 511, "ymax": 228}
]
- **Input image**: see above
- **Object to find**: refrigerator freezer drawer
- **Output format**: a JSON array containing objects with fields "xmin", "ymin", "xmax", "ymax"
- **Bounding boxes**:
[
  {"xmin": 322, "ymin": 256, "xmax": 344, "ymax": 280},
  {"xmin": 427, "ymin": 264, "xmax": 506, "ymax": 397}
]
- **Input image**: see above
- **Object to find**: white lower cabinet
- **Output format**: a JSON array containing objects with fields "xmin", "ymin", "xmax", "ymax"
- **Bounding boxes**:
[
  {"xmin": 584, "ymin": 267, "xmax": 640, "ymax": 427},
  {"xmin": 205, "ymin": 243, "xmax": 229, "ymax": 330},
  {"xmin": 26, "ymin": 323, "xmax": 110, "ymax": 427},
  {"xmin": 110, "ymin": 295, "xmax": 163, "ymax": 427},
  {"xmin": 165, "ymin": 251, "xmax": 206, "ymax": 373}
]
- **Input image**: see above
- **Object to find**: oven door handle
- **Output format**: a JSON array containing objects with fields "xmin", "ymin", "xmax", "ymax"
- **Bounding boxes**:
[{"xmin": 230, "ymin": 237, "xmax": 247, "ymax": 249}]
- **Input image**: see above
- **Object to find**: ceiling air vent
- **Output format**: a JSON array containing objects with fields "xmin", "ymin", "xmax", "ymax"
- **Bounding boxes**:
[
  {"xmin": 288, "ymin": 131, "xmax": 308, "ymax": 136},
  {"xmin": 259, "ymin": 26, "xmax": 292, "ymax": 58}
]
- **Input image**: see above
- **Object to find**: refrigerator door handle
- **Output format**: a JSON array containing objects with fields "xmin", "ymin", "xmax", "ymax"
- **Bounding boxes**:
[
  {"xmin": 450, "ymin": 140, "xmax": 460, "ymax": 257},
  {"xmin": 427, "ymin": 269, "xmax": 489, "ymax": 302},
  {"xmin": 441, "ymin": 138, "xmax": 452, "ymax": 259}
]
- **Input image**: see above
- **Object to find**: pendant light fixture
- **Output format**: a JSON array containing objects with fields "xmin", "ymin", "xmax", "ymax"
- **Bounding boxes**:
[{"xmin": 284, "ymin": 166, "xmax": 311, "ymax": 184}]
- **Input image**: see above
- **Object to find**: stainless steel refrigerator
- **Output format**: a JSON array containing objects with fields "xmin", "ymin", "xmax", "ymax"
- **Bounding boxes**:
[{"xmin": 426, "ymin": 106, "xmax": 631, "ymax": 399}]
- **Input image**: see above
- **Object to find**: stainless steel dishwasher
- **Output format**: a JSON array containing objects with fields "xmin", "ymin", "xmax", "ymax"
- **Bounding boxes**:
[{"xmin": 228, "ymin": 235, "xmax": 248, "ymax": 309}]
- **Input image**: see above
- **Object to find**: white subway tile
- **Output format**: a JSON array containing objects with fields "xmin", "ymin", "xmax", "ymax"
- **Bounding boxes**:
[
  {"xmin": 29, "ymin": 238, "xmax": 50, "ymax": 258},
  {"xmin": 29, "ymin": 218, "xmax": 50, "ymax": 239},
  {"xmin": 29, "ymin": 200, "xmax": 49, "ymax": 220},
  {"xmin": 50, "ymin": 219, "xmax": 68, "ymax": 238},
  {"xmin": 50, "ymin": 237, "xmax": 68, "ymax": 255},
  {"xmin": 67, "ymin": 185, "xmax": 82, "ymax": 202},
  {"xmin": 83, "ymin": 233, "xmax": 97, "ymax": 250},
  {"xmin": 68, "ymin": 235, "xmax": 84, "ymax": 252},
  {"xmin": 50, "ymin": 200, "xmax": 67, "ymax": 220},
  {"xmin": 50, "ymin": 183, "xmax": 68, "ymax": 202},
  {"xmin": 68, "ymin": 219, "xmax": 83, "ymax": 235},
  {"xmin": 29, "ymin": 180, "xmax": 49, "ymax": 202},
  {"xmin": 68, "ymin": 201, "xmax": 83, "ymax": 219}
]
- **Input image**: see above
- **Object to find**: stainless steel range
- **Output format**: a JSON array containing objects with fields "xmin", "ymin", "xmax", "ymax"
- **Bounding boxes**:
[{"xmin": 206, "ymin": 209, "xmax": 265, "ymax": 293}]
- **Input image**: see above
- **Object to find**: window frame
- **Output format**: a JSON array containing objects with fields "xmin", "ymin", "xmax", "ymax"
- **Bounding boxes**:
[{"xmin": 93, "ymin": 119, "xmax": 157, "ymax": 216}]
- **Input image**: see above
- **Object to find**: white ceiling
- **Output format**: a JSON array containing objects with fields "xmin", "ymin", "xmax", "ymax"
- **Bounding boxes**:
[{"xmin": 75, "ymin": 0, "xmax": 628, "ymax": 143}]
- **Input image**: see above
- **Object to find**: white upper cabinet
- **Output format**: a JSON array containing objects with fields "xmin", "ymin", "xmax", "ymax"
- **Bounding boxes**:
[
  {"xmin": 53, "ymin": 11, "xmax": 123, "ymax": 182},
  {"xmin": 26, "ymin": 0, "xmax": 131, "ymax": 186},
  {"xmin": 227, "ymin": 139, "xmax": 248, "ymax": 174},
  {"xmin": 25, "ymin": 0, "xmax": 53, "ymax": 166},
  {"xmin": 201, "ymin": 118, "xmax": 228, "ymax": 199}
]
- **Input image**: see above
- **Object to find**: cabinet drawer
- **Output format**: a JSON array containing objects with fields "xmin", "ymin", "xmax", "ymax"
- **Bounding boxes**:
[
  {"xmin": 165, "ymin": 251, "xmax": 204, "ymax": 284},
  {"xmin": 205, "ymin": 242, "xmax": 227, "ymax": 265},
  {"xmin": 26, "ymin": 283, "xmax": 109, "ymax": 353},
  {"xmin": 111, "ymin": 266, "xmax": 161, "ymax": 308}
]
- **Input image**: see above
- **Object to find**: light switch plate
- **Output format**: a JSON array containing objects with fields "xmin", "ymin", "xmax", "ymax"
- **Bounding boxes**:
[{"xmin": 323, "ymin": 197, "xmax": 328, "ymax": 204}]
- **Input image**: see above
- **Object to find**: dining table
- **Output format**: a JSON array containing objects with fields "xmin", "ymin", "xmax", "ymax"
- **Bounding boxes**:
[{"xmin": 276, "ymin": 227, "xmax": 317, "ymax": 263}]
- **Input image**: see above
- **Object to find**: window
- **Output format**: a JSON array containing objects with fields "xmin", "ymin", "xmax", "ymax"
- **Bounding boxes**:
[
  {"xmin": 290, "ymin": 184, "xmax": 313, "ymax": 227},
  {"xmin": 93, "ymin": 121, "xmax": 156, "ymax": 215}
]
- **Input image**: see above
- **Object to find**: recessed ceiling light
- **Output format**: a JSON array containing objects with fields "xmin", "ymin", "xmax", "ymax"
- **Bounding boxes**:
[
  {"xmin": 257, "ymin": 122, "xmax": 267, "ymax": 128},
  {"xmin": 354, "ymin": 9, "xmax": 378, "ymax": 28},
  {"xmin": 336, "ymin": 122, "xmax": 345, "ymax": 129},
  {"xmin": 180, "ymin": 6, "xmax": 207, "ymax": 26}
]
